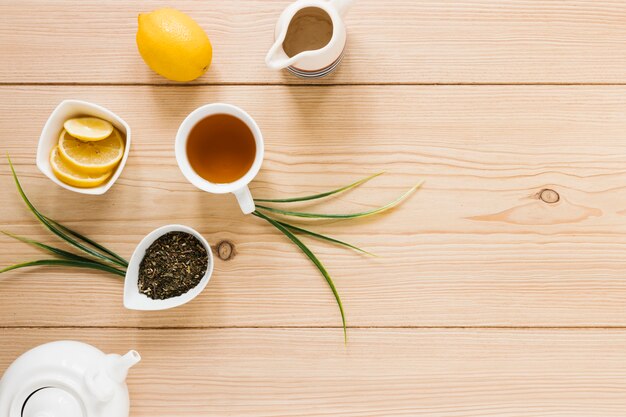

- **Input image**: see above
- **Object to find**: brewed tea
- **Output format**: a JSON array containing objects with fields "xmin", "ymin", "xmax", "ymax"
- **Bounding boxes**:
[
  {"xmin": 283, "ymin": 7, "xmax": 333, "ymax": 58},
  {"xmin": 186, "ymin": 113, "xmax": 256, "ymax": 184}
]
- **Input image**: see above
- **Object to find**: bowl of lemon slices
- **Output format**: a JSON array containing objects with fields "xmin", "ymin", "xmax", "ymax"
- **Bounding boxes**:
[{"xmin": 36, "ymin": 100, "xmax": 131, "ymax": 195}]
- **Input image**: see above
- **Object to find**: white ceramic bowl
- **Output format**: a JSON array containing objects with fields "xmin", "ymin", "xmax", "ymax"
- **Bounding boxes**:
[
  {"xmin": 123, "ymin": 224, "xmax": 214, "ymax": 311},
  {"xmin": 36, "ymin": 100, "xmax": 131, "ymax": 195}
]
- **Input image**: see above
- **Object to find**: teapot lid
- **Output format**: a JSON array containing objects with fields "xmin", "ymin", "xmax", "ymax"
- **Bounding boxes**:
[{"xmin": 22, "ymin": 387, "xmax": 84, "ymax": 417}]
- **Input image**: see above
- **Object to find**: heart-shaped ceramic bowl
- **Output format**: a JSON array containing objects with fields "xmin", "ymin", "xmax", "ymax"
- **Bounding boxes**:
[
  {"xmin": 36, "ymin": 99, "xmax": 131, "ymax": 195},
  {"xmin": 123, "ymin": 224, "xmax": 214, "ymax": 311}
]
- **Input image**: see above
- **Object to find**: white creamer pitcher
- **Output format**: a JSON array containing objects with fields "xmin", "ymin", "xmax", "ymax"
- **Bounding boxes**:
[{"xmin": 266, "ymin": 0, "xmax": 354, "ymax": 78}]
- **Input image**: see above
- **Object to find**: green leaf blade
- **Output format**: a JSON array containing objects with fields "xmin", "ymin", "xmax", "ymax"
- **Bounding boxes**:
[
  {"xmin": 253, "ymin": 210, "xmax": 347, "ymax": 342},
  {"xmin": 0, "ymin": 259, "xmax": 126, "ymax": 277},
  {"xmin": 256, "ymin": 181, "xmax": 423, "ymax": 219},
  {"xmin": 277, "ymin": 221, "xmax": 375, "ymax": 256},
  {"xmin": 255, "ymin": 172, "xmax": 384, "ymax": 203},
  {"xmin": 44, "ymin": 217, "xmax": 128, "ymax": 267},
  {"xmin": 7, "ymin": 156, "xmax": 127, "ymax": 267},
  {"xmin": 1, "ymin": 231, "xmax": 99, "ymax": 263}
]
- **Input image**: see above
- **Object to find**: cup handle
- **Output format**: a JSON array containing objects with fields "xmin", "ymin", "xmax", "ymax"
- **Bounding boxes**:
[{"xmin": 233, "ymin": 186, "xmax": 255, "ymax": 215}]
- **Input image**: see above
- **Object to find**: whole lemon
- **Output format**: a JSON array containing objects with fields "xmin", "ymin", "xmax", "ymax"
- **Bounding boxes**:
[{"xmin": 136, "ymin": 8, "xmax": 212, "ymax": 82}]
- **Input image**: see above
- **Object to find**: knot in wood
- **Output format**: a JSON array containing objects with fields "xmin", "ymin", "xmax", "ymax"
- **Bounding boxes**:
[
  {"xmin": 539, "ymin": 189, "xmax": 560, "ymax": 204},
  {"xmin": 216, "ymin": 240, "xmax": 236, "ymax": 261}
]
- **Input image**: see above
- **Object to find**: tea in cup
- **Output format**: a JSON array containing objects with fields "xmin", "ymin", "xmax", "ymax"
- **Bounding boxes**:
[{"xmin": 175, "ymin": 103, "xmax": 264, "ymax": 214}]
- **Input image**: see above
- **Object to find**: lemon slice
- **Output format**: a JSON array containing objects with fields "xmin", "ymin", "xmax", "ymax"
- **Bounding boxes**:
[
  {"xmin": 58, "ymin": 128, "xmax": 124, "ymax": 174},
  {"xmin": 50, "ymin": 147, "xmax": 111, "ymax": 188},
  {"xmin": 63, "ymin": 117, "xmax": 114, "ymax": 141}
]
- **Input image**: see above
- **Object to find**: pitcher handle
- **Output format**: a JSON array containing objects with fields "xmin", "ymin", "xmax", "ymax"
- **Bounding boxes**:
[
  {"xmin": 233, "ymin": 186, "xmax": 255, "ymax": 215},
  {"xmin": 330, "ymin": 0, "xmax": 354, "ymax": 17}
]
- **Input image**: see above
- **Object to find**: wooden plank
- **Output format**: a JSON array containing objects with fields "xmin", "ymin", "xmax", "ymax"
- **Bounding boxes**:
[
  {"xmin": 1, "ymin": 1, "xmax": 626, "ymax": 84},
  {"xmin": 1, "ymin": 328, "xmax": 626, "ymax": 416},
  {"xmin": 1, "ymin": 85, "xmax": 626, "ymax": 327}
]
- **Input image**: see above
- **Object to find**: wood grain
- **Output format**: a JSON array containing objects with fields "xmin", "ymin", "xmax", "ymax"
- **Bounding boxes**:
[
  {"xmin": 3, "ymin": 328, "xmax": 626, "ymax": 416},
  {"xmin": 2, "ymin": 1, "xmax": 626, "ymax": 84},
  {"xmin": 2, "ymin": 2, "xmax": 626, "ymax": 415},
  {"xmin": 1, "ymin": 85, "xmax": 626, "ymax": 328}
]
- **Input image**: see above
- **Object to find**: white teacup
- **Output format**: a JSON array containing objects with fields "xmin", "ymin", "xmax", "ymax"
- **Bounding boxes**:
[{"xmin": 175, "ymin": 103, "xmax": 264, "ymax": 214}]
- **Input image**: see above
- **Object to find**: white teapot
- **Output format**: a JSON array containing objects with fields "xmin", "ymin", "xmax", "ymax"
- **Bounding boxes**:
[
  {"xmin": 0, "ymin": 341, "xmax": 140, "ymax": 417},
  {"xmin": 266, "ymin": 0, "xmax": 354, "ymax": 78}
]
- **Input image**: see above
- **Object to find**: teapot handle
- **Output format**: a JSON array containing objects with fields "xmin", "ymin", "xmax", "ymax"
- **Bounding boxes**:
[{"xmin": 330, "ymin": 0, "xmax": 354, "ymax": 17}]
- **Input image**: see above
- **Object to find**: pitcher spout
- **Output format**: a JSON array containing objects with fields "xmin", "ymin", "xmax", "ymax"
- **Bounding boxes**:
[
  {"xmin": 330, "ymin": 0, "xmax": 354, "ymax": 17},
  {"xmin": 265, "ymin": 38, "xmax": 297, "ymax": 70}
]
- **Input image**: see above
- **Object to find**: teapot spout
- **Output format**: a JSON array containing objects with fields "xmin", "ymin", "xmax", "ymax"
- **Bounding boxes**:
[
  {"xmin": 330, "ymin": 0, "xmax": 354, "ymax": 17},
  {"xmin": 265, "ymin": 38, "xmax": 297, "ymax": 70},
  {"xmin": 106, "ymin": 350, "xmax": 141, "ymax": 383}
]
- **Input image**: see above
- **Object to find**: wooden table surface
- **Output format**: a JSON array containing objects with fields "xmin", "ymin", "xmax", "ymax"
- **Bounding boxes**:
[{"xmin": 2, "ymin": 1, "xmax": 626, "ymax": 416}]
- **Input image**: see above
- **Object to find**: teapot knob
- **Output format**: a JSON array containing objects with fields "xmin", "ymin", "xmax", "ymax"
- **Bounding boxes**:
[{"xmin": 22, "ymin": 387, "xmax": 84, "ymax": 417}]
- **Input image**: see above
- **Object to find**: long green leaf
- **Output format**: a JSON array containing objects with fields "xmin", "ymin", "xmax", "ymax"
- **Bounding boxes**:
[
  {"xmin": 255, "ymin": 172, "xmax": 384, "ymax": 203},
  {"xmin": 256, "ymin": 182, "xmax": 423, "ymax": 219},
  {"xmin": 0, "ymin": 259, "xmax": 126, "ymax": 277},
  {"xmin": 44, "ymin": 217, "xmax": 128, "ymax": 267},
  {"xmin": 276, "ymin": 221, "xmax": 375, "ymax": 256},
  {"xmin": 253, "ymin": 210, "xmax": 347, "ymax": 342},
  {"xmin": 7, "ymin": 157, "xmax": 126, "ymax": 267},
  {"xmin": 1, "ymin": 231, "xmax": 104, "ymax": 264}
]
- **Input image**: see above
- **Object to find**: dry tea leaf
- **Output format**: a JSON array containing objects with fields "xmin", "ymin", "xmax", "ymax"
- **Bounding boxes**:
[{"xmin": 138, "ymin": 232, "xmax": 208, "ymax": 300}]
